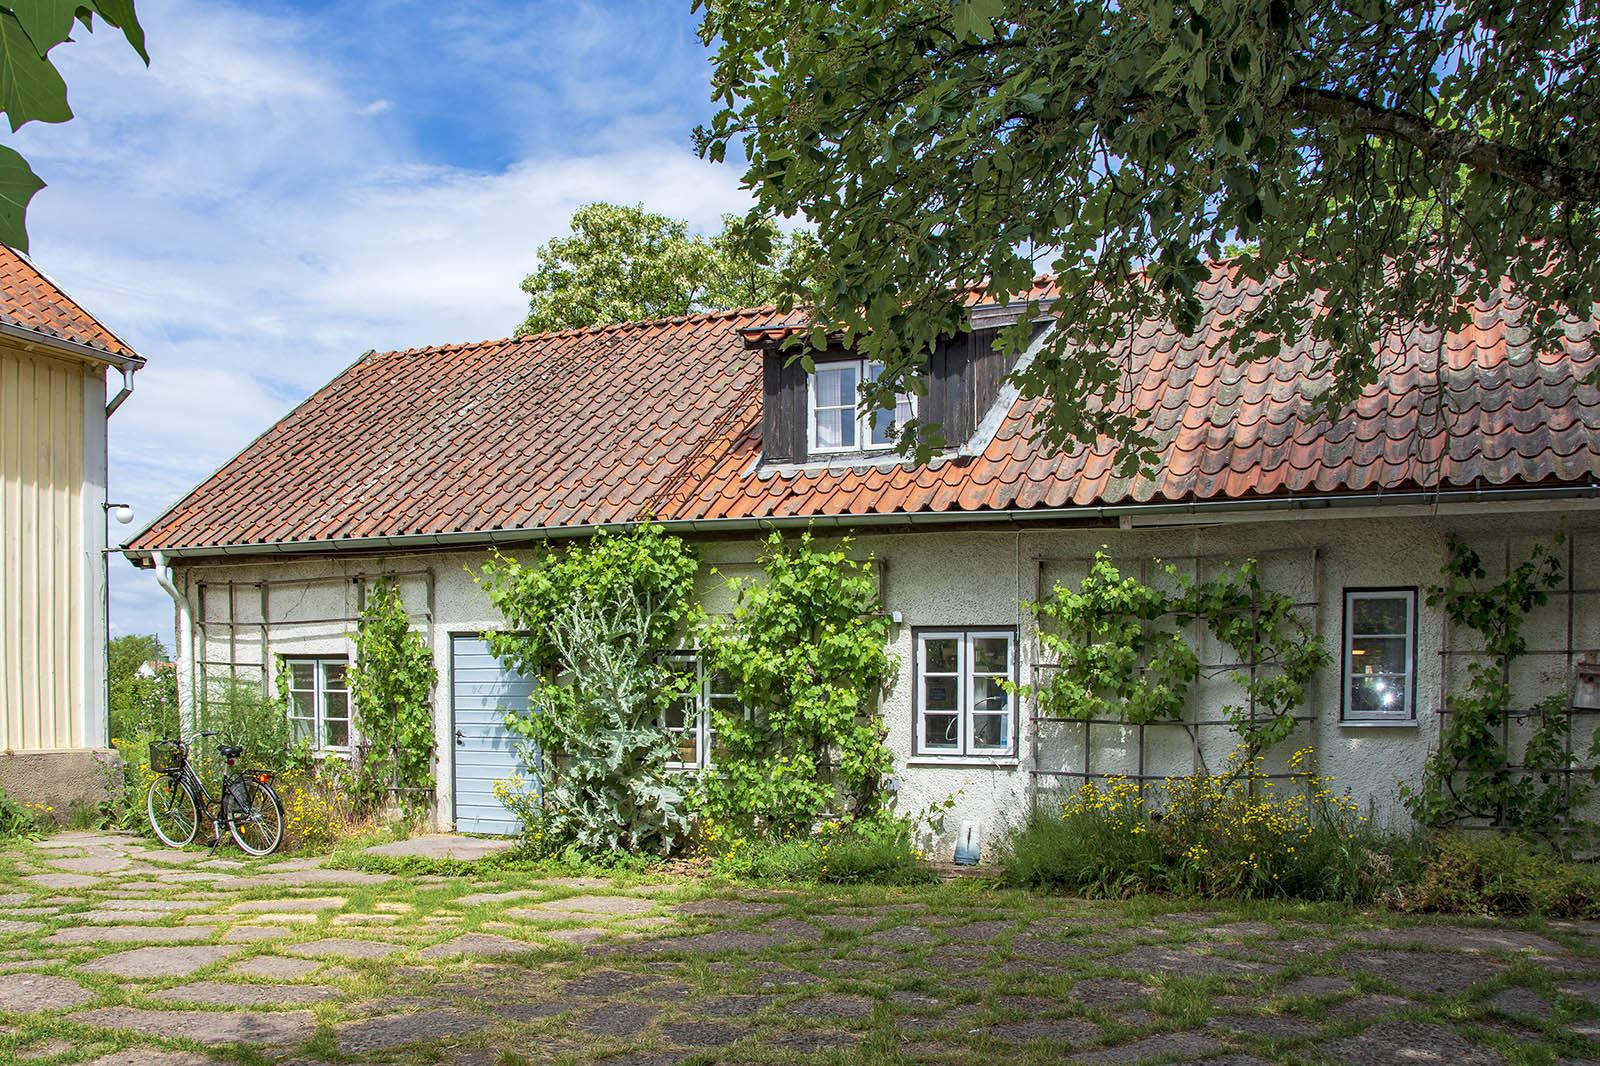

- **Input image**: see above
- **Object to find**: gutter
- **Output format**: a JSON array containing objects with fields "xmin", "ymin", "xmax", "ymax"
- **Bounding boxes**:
[
  {"xmin": 149, "ymin": 550, "xmax": 195, "ymax": 733},
  {"xmin": 0, "ymin": 319, "xmax": 142, "ymax": 415},
  {"xmin": 121, "ymin": 482, "xmax": 1600, "ymax": 565}
]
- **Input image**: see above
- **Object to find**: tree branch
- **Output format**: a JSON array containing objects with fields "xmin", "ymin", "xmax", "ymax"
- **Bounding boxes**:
[{"xmin": 1286, "ymin": 86, "xmax": 1600, "ymax": 204}]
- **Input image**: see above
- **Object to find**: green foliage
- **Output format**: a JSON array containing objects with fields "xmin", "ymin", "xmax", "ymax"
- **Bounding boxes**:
[
  {"xmin": 696, "ymin": 1, "xmax": 1600, "ymax": 469},
  {"xmin": 0, "ymin": 785, "xmax": 41, "ymax": 840},
  {"xmin": 346, "ymin": 582, "xmax": 438, "ymax": 818},
  {"xmin": 481, "ymin": 524, "xmax": 700, "ymax": 857},
  {"xmin": 714, "ymin": 812, "xmax": 936, "ymax": 885},
  {"xmin": 107, "ymin": 633, "xmax": 178, "ymax": 744},
  {"xmin": 998, "ymin": 751, "xmax": 1387, "ymax": 902},
  {"xmin": 197, "ymin": 676, "xmax": 290, "ymax": 774},
  {"xmin": 695, "ymin": 531, "xmax": 898, "ymax": 841},
  {"xmin": 518, "ymin": 202, "xmax": 818, "ymax": 334},
  {"xmin": 1390, "ymin": 832, "xmax": 1600, "ymax": 918},
  {"xmin": 0, "ymin": 2, "xmax": 148, "ymax": 250},
  {"xmin": 1016, "ymin": 550, "xmax": 1326, "ymax": 759},
  {"xmin": 1404, "ymin": 536, "xmax": 1580, "ymax": 843},
  {"xmin": 1020, "ymin": 552, "xmax": 1198, "ymax": 725}
]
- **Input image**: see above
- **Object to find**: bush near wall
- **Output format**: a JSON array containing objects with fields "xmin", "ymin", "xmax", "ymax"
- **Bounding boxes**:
[{"xmin": 998, "ymin": 750, "xmax": 1389, "ymax": 903}]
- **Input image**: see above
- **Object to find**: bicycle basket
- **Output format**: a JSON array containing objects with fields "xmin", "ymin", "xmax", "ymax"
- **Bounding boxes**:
[{"xmin": 149, "ymin": 739, "xmax": 186, "ymax": 773}]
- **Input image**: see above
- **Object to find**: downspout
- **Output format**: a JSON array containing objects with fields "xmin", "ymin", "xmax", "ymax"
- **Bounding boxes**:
[
  {"xmin": 150, "ymin": 550, "xmax": 196, "ymax": 736},
  {"xmin": 106, "ymin": 363, "xmax": 136, "ymax": 416}
]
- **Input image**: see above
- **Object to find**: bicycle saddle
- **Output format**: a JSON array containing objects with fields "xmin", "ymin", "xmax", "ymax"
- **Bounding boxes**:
[{"xmin": 219, "ymin": 744, "xmax": 244, "ymax": 759}]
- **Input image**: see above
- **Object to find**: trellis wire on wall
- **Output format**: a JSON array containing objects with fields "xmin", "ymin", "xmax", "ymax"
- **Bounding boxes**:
[
  {"xmin": 1025, "ymin": 545, "xmax": 1324, "ymax": 800},
  {"xmin": 1436, "ymin": 531, "xmax": 1600, "ymax": 833},
  {"xmin": 189, "ymin": 568, "xmax": 439, "ymax": 796}
]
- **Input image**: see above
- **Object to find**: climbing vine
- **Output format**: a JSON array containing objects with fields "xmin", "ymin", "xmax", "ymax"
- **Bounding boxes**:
[
  {"xmin": 1404, "ymin": 536, "xmax": 1582, "ymax": 845},
  {"xmin": 480, "ymin": 524, "xmax": 699, "ymax": 857},
  {"xmin": 346, "ymin": 581, "xmax": 438, "ymax": 818},
  {"xmin": 1015, "ymin": 550, "xmax": 1327, "ymax": 762},
  {"xmin": 695, "ymin": 531, "xmax": 898, "ymax": 841}
]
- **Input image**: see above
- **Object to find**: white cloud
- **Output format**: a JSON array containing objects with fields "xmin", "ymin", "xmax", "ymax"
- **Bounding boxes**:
[{"xmin": 7, "ymin": 0, "xmax": 753, "ymax": 640}]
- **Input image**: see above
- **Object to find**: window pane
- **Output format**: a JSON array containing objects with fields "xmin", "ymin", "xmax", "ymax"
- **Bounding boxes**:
[
  {"xmin": 972, "ymin": 637, "xmax": 1010, "ymax": 673},
  {"xmin": 870, "ymin": 404, "xmax": 897, "ymax": 445},
  {"xmin": 1352, "ymin": 596, "xmax": 1408, "ymax": 635},
  {"xmin": 924, "ymin": 677, "xmax": 957, "ymax": 711},
  {"xmin": 1350, "ymin": 675, "xmax": 1407, "ymax": 714},
  {"xmin": 324, "ymin": 718, "xmax": 349, "ymax": 748},
  {"xmin": 290, "ymin": 662, "xmax": 314, "ymax": 690},
  {"xmin": 663, "ymin": 701, "xmax": 686, "ymax": 730},
  {"xmin": 675, "ymin": 729, "xmax": 699, "ymax": 766},
  {"xmin": 973, "ymin": 676, "xmax": 1010, "ymax": 713},
  {"xmin": 291, "ymin": 692, "xmax": 315, "ymax": 719},
  {"xmin": 289, "ymin": 717, "xmax": 313, "ymax": 744},
  {"xmin": 923, "ymin": 713, "xmax": 959, "ymax": 748},
  {"xmin": 814, "ymin": 408, "xmax": 853, "ymax": 449},
  {"xmin": 1351, "ymin": 636, "xmax": 1408, "ymax": 676},
  {"xmin": 324, "ymin": 692, "xmax": 348, "ymax": 722},
  {"xmin": 971, "ymin": 713, "xmax": 1008, "ymax": 749},
  {"xmin": 323, "ymin": 663, "xmax": 347, "ymax": 691},
  {"xmin": 816, "ymin": 365, "xmax": 856, "ymax": 407},
  {"xmin": 923, "ymin": 637, "xmax": 958, "ymax": 674}
]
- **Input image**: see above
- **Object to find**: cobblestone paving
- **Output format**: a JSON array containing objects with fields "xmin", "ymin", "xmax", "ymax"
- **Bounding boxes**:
[{"xmin": 2, "ymin": 831, "xmax": 1600, "ymax": 1065}]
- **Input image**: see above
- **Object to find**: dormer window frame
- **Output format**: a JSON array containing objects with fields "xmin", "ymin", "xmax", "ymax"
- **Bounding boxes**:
[{"xmin": 806, "ymin": 357, "xmax": 916, "ymax": 456}]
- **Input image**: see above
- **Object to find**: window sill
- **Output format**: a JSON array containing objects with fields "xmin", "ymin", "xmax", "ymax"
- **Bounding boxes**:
[
  {"xmin": 1337, "ymin": 719, "xmax": 1418, "ymax": 729},
  {"xmin": 906, "ymin": 756, "xmax": 1020, "ymax": 769}
]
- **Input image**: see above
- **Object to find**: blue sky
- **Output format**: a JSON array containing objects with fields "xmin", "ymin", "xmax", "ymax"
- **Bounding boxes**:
[{"xmin": 8, "ymin": 0, "xmax": 756, "ymax": 644}]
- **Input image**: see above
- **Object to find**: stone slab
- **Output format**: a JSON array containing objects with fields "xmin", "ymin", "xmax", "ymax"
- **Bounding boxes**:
[
  {"xmin": 158, "ymin": 980, "xmax": 340, "ymax": 1006},
  {"xmin": 230, "ymin": 896, "xmax": 346, "ymax": 912},
  {"xmin": 336, "ymin": 1008, "xmax": 489, "ymax": 1053},
  {"xmin": 1319, "ymin": 1020, "xmax": 1502, "ymax": 1066},
  {"xmin": 46, "ymin": 925, "xmax": 218, "ymax": 945},
  {"xmin": 284, "ymin": 937, "xmax": 403, "ymax": 960},
  {"xmin": 365, "ymin": 835, "xmax": 516, "ymax": 861},
  {"xmin": 418, "ymin": 933, "xmax": 531, "ymax": 960},
  {"xmin": 536, "ymin": 894, "xmax": 654, "ymax": 916},
  {"xmin": 229, "ymin": 956, "xmax": 321, "ymax": 979},
  {"xmin": 80, "ymin": 944, "xmax": 247, "ymax": 978},
  {"xmin": 0, "ymin": 972, "xmax": 92, "ymax": 1011},
  {"xmin": 68, "ymin": 1006, "xmax": 316, "ymax": 1046}
]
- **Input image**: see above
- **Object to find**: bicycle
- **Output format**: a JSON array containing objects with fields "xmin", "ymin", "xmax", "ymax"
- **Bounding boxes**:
[{"xmin": 146, "ymin": 732, "xmax": 285, "ymax": 855}]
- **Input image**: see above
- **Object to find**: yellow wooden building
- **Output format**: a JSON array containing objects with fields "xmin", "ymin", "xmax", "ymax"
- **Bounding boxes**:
[{"xmin": 0, "ymin": 246, "xmax": 143, "ymax": 814}]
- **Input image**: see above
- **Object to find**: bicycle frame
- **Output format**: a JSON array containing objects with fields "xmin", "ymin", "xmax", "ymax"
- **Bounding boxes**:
[{"xmin": 161, "ymin": 755, "xmax": 249, "ymax": 854}]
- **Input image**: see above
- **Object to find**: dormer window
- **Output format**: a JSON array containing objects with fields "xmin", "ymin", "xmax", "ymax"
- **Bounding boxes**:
[{"xmin": 808, "ymin": 359, "xmax": 916, "ymax": 454}]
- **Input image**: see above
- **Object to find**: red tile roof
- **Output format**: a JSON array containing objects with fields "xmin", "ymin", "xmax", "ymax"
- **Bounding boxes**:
[
  {"xmin": 0, "ymin": 244, "xmax": 138, "ymax": 360},
  {"xmin": 128, "ymin": 265, "xmax": 1599, "ymax": 554}
]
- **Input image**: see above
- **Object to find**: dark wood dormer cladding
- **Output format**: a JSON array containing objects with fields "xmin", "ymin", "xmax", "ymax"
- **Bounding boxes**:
[{"xmin": 759, "ymin": 325, "xmax": 1026, "ymax": 464}]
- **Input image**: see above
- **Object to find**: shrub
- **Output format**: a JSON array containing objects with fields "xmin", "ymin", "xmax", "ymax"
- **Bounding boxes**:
[
  {"xmin": 346, "ymin": 581, "xmax": 437, "ymax": 820},
  {"xmin": 713, "ymin": 813, "xmax": 936, "ymax": 885},
  {"xmin": 1389, "ymin": 832, "xmax": 1600, "ymax": 918},
  {"xmin": 998, "ymin": 749, "xmax": 1390, "ymax": 902},
  {"xmin": 481, "ymin": 524, "xmax": 700, "ymax": 858},
  {"xmin": 695, "ymin": 531, "xmax": 898, "ymax": 841},
  {"xmin": 279, "ymin": 768, "xmax": 361, "ymax": 853},
  {"xmin": 0, "ymin": 786, "xmax": 43, "ymax": 840}
]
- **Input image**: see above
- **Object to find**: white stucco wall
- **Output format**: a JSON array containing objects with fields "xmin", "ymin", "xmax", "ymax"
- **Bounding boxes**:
[{"xmin": 162, "ymin": 500, "xmax": 1600, "ymax": 853}]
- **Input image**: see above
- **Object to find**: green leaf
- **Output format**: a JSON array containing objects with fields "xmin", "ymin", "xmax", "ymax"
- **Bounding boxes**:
[
  {"xmin": 14, "ymin": 0, "xmax": 79, "ymax": 55},
  {"xmin": 0, "ymin": 11, "xmax": 70, "ymax": 130},
  {"xmin": 83, "ymin": 0, "xmax": 149, "ymax": 64},
  {"xmin": 0, "ymin": 143, "xmax": 45, "ymax": 252}
]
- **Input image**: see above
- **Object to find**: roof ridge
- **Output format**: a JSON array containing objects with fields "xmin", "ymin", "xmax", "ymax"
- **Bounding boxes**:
[{"xmin": 364, "ymin": 305, "xmax": 782, "ymax": 362}]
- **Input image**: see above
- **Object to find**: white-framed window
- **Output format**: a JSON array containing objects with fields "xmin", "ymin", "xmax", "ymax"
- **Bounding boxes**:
[
  {"xmin": 286, "ymin": 657, "xmax": 351, "ymax": 753},
  {"xmin": 663, "ymin": 655, "xmax": 742, "ymax": 770},
  {"xmin": 915, "ymin": 629, "xmax": 1016, "ymax": 756},
  {"xmin": 1342, "ymin": 589, "xmax": 1416, "ymax": 722},
  {"xmin": 808, "ymin": 359, "xmax": 916, "ymax": 453}
]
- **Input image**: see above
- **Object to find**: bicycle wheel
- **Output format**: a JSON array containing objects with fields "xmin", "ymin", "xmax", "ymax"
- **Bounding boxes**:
[
  {"xmin": 146, "ymin": 775, "xmax": 199, "ymax": 847},
  {"xmin": 225, "ymin": 778, "xmax": 284, "ymax": 855}
]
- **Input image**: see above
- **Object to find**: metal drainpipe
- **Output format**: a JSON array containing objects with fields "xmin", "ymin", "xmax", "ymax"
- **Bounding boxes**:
[
  {"xmin": 149, "ymin": 550, "xmax": 195, "ymax": 735},
  {"xmin": 106, "ymin": 364, "xmax": 136, "ymax": 416}
]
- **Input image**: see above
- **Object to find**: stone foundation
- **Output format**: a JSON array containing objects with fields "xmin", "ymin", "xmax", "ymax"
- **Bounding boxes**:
[{"xmin": 0, "ymin": 748, "xmax": 122, "ymax": 822}]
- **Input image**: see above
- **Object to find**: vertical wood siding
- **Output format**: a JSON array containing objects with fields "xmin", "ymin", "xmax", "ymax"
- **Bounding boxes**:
[{"xmin": 0, "ymin": 346, "xmax": 84, "ymax": 750}]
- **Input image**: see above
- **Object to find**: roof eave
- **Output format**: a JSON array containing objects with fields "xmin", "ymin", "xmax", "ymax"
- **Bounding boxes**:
[
  {"xmin": 0, "ymin": 318, "xmax": 143, "ymax": 369},
  {"xmin": 119, "ymin": 481, "xmax": 1600, "ymax": 568}
]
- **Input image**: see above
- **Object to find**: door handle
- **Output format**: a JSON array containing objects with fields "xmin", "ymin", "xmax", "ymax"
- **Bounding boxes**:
[{"xmin": 455, "ymin": 729, "xmax": 465, "ymax": 746}]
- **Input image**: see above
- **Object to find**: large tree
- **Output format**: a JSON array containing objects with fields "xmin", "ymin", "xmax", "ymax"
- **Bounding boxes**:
[
  {"xmin": 695, "ymin": 0, "xmax": 1600, "ymax": 469},
  {"xmin": 0, "ymin": 3, "xmax": 148, "ymax": 251},
  {"xmin": 518, "ymin": 201, "xmax": 817, "ymax": 335}
]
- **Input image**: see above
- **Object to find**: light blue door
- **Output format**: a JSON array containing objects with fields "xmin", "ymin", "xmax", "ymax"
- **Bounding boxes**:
[{"xmin": 451, "ymin": 636, "xmax": 536, "ymax": 835}]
